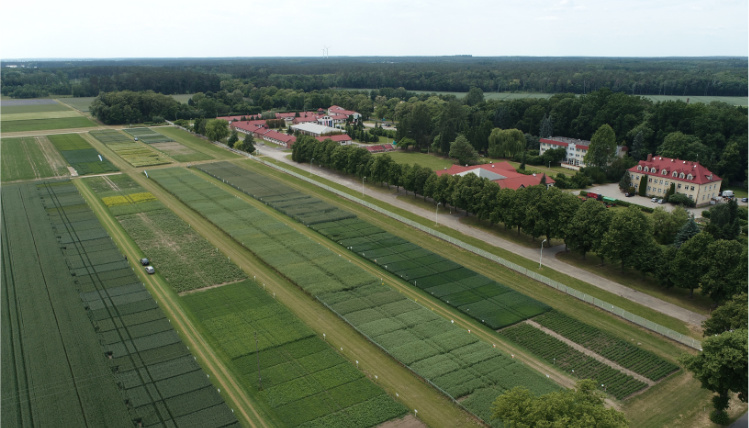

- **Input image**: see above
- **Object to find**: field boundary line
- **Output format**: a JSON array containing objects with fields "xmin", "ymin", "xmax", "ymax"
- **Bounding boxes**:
[{"xmin": 241, "ymin": 153, "xmax": 702, "ymax": 351}]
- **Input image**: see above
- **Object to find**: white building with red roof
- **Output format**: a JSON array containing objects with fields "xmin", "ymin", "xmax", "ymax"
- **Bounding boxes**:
[
  {"xmin": 540, "ymin": 137, "xmax": 627, "ymax": 168},
  {"xmin": 628, "ymin": 154, "xmax": 721, "ymax": 206},
  {"xmin": 435, "ymin": 162, "xmax": 555, "ymax": 190}
]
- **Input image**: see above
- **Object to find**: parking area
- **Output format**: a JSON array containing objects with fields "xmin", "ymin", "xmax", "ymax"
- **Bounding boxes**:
[{"xmin": 584, "ymin": 182, "xmax": 730, "ymax": 217}]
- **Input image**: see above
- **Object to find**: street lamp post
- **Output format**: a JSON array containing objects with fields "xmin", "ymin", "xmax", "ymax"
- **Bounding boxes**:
[
  {"xmin": 435, "ymin": 202, "xmax": 442, "ymax": 226},
  {"xmin": 539, "ymin": 238, "xmax": 547, "ymax": 269},
  {"xmin": 361, "ymin": 176, "xmax": 366, "ymax": 197},
  {"xmin": 309, "ymin": 158, "xmax": 314, "ymax": 176}
]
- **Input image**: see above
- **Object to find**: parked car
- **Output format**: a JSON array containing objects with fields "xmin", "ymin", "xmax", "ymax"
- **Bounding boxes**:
[
  {"xmin": 651, "ymin": 197, "xmax": 658, "ymax": 203},
  {"xmin": 134, "ymin": 137, "xmax": 139, "ymax": 141},
  {"xmin": 657, "ymin": 199, "xmax": 664, "ymax": 204},
  {"xmin": 742, "ymin": 198, "xmax": 748, "ymax": 203},
  {"xmin": 145, "ymin": 266, "xmax": 155, "ymax": 274},
  {"xmin": 140, "ymin": 258, "xmax": 150, "ymax": 266}
]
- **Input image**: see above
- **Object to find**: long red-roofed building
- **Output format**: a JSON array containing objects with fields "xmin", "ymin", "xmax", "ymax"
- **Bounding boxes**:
[
  {"xmin": 628, "ymin": 154, "xmax": 721, "ymax": 206},
  {"xmin": 435, "ymin": 162, "xmax": 554, "ymax": 190}
]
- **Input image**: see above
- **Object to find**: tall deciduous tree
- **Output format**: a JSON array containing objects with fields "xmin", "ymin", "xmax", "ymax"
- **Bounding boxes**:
[
  {"xmin": 205, "ymin": 119, "xmax": 230, "ymax": 142},
  {"xmin": 651, "ymin": 207, "xmax": 689, "ymax": 245},
  {"xmin": 488, "ymin": 128, "xmax": 525, "ymax": 158},
  {"xmin": 492, "ymin": 379, "xmax": 628, "ymax": 428},
  {"xmin": 600, "ymin": 205, "xmax": 655, "ymax": 270},
  {"xmin": 671, "ymin": 231, "xmax": 713, "ymax": 298},
  {"xmin": 705, "ymin": 199, "xmax": 741, "ymax": 240},
  {"xmin": 680, "ymin": 329, "xmax": 748, "ymax": 425},
  {"xmin": 448, "ymin": 134, "xmax": 479, "ymax": 165},
  {"xmin": 700, "ymin": 240, "xmax": 746, "ymax": 305},
  {"xmin": 566, "ymin": 199, "xmax": 612, "ymax": 259},
  {"xmin": 584, "ymin": 124, "xmax": 617, "ymax": 170},
  {"xmin": 702, "ymin": 292, "xmax": 748, "ymax": 336}
]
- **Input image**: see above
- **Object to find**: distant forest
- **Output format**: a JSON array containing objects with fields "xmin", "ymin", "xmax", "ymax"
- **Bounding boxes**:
[{"xmin": 1, "ymin": 56, "xmax": 747, "ymax": 98}]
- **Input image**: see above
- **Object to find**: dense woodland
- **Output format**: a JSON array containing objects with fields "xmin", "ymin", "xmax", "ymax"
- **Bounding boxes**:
[{"xmin": 2, "ymin": 57, "xmax": 747, "ymax": 97}]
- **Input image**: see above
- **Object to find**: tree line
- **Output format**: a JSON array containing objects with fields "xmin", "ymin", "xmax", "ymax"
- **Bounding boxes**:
[{"xmin": 292, "ymin": 138, "xmax": 747, "ymax": 307}]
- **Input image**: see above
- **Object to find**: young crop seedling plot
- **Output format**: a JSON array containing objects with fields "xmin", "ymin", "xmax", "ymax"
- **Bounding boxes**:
[
  {"xmin": 85, "ymin": 174, "xmax": 246, "ymax": 292},
  {"xmin": 48, "ymin": 133, "xmax": 118, "ymax": 175},
  {"xmin": 1, "ymin": 136, "xmax": 69, "ymax": 181},
  {"xmin": 34, "ymin": 179, "xmax": 239, "ymax": 427},
  {"xmin": 498, "ymin": 323, "xmax": 648, "ymax": 400},
  {"xmin": 149, "ymin": 166, "xmax": 559, "ymax": 426},
  {"xmin": 182, "ymin": 281, "xmax": 408, "ymax": 427},
  {"xmin": 532, "ymin": 311, "xmax": 679, "ymax": 381},
  {"xmin": 90, "ymin": 130, "xmax": 172, "ymax": 167},
  {"xmin": 157, "ymin": 126, "xmax": 241, "ymax": 160},
  {"xmin": 122, "ymin": 127, "xmax": 174, "ymax": 144}
]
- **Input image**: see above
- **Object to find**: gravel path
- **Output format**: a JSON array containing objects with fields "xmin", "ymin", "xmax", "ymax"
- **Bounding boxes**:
[{"xmin": 257, "ymin": 145, "xmax": 707, "ymax": 328}]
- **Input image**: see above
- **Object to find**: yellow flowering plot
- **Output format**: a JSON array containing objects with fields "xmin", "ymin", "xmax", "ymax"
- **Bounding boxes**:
[{"xmin": 102, "ymin": 192, "xmax": 157, "ymax": 207}]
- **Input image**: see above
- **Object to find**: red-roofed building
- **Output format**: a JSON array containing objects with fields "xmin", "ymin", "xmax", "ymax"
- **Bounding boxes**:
[
  {"xmin": 328, "ymin": 105, "xmax": 360, "ymax": 120},
  {"xmin": 628, "ymin": 154, "xmax": 721, "ymax": 206},
  {"xmin": 315, "ymin": 134, "xmax": 353, "ymax": 144},
  {"xmin": 539, "ymin": 136, "xmax": 627, "ymax": 167},
  {"xmin": 435, "ymin": 162, "xmax": 554, "ymax": 190}
]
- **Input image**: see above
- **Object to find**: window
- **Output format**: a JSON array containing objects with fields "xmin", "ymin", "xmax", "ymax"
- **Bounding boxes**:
[
  {"xmin": 687, "ymin": 174, "xmax": 693, "ymax": 180},
  {"xmin": 690, "ymin": 186, "xmax": 695, "ymax": 191},
  {"xmin": 677, "ymin": 184, "xmax": 681, "ymax": 189},
  {"xmin": 647, "ymin": 186, "xmax": 651, "ymax": 191},
  {"xmin": 672, "ymin": 172, "xmax": 678, "ymax": 178},
  {"xmin": 659, "ymin": 180, "xmax": 663, "ymax": 184},
  {"xmin": 651, "ymin": 167, "xmax": 657, "ymax": 173},
  {"xmin": 662, "ymin": 169, "xmax": 667, "ymax": 175},
  {"xmin": 680, "ymin": 173, "xmax": 685, "ymax": 179},
  {"xmin": 637, "ymin": 166, "xmax": 642, "ymax": 171},
  {"xmin": 648, "ymin": 178, "xmax": 652, "ymax": 182}
]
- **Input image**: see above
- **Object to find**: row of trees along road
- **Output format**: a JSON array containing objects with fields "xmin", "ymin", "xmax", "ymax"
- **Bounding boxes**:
[{"xmin": 292, "ymin": 138, "xmax": 747, "ymax": 308}]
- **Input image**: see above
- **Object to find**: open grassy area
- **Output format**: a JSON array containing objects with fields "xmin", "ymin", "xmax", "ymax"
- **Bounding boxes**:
[
  {"xmin": 57, "ymin": 97, "xmax": 97, "ymax": 112},
  {"xmin": 379, "ymin": 150, "xmax": 455, "ymax": 170}
]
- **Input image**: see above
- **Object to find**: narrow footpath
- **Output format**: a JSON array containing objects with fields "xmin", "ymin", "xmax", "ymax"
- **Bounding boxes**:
[{"xmin": 256, "ymin": 145, "xmax": 707, "ymax": 328}]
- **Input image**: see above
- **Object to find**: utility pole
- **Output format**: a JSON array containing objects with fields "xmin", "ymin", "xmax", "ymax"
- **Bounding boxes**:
[{"xmin": 256, "ymin": 331, "xmax": 262, "ymax": 390}]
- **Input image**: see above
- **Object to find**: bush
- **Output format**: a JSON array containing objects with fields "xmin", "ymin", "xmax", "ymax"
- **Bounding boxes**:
[
  {"xmin": 668, "ymin": 193, "xmax": 696, "ymax": 207},
  {"xmin": 709, "ymin": 410, "xmax": 729, "ymax": 425}
]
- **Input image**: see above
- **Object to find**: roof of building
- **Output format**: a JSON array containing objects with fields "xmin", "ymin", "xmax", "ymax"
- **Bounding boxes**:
[
  {"xmin": 628, "ymin": 155, "xmax": 721, "ymax": 185},
  {"xmin": 540, "ymin": 137, "xmax": 591, "ymax": 148},
  {"xmin": 435, "ymin": 163, "xmax": 555, "ymax": 190},
  {"xmin": 315, "ymin": 134, "xmax": 352, "ymax": 143},
  {"xmin": 329, "ymin": 105, "xmax": 359, "ymax": 117},
  {"xmin": 291, "ymin": 123, "xmax": 340, "ymax": 135}
]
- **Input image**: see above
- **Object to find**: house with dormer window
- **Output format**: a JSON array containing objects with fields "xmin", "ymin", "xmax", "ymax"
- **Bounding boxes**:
[{"xmin": 627, "ymin": 154, "xmax": 721, "ymax": 206}]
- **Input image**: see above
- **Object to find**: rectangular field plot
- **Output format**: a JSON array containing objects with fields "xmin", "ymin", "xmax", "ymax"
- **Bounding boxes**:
[
  {"xmin": 157, "ymin": 127, "xmax": 239, "ymax": 160},
  {"xmin": 89, "ymin": 130, "xmax": 171, "ymax": 167},
  {"xmin": 499, "ymin": 323, "xmax": 648, "ymax": 399},
  {"xmin": 84, "ymin": 175, "xmax": 245, "ymax": 292},
  {"xmin": 150, "ymin": 141, "xmax": 212, "ymax": 162},
  {"xmin": 153, "ymin": 167, "xmax": 560, "ymax": 425},
  {"xmin": 48, "ymin": 134, "xmax": 118, "ymax": 175},
  {"xmin": 1, "ymin": 99, "xmax": 76, "ymax": 120},
  {"xmin": 122, "ymin": 127, "xmax": 174, "ymax": 144},
  {"xmin": 1, "ymin": 117, "xmax": 98, "ymax": 133},
  {"xmin": 182, "ymin": 282, "xmax": 408, "ymax": 427},
  {"xmin": 532, "ymin": 311, "xmax": 679, "ymax": 381},
  {"xmin": 1, "ymin": 136, "xmax": 69, "ymax": 181}
]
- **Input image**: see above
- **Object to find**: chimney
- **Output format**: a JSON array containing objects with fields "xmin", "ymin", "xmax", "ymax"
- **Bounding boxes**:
[{"xmin": 646, "ymin": 154, "xmax": 652, "ymax": 162}]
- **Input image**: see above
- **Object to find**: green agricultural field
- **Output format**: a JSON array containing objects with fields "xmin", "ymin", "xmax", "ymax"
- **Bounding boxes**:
[
  {"xmin": 33, "ymin": 179, "xmax": 239, "ymax": 427},
  {"xmin": 182, "ymin": 281, "xmax": 408, "ymax": 427},
  {"xmin": 85, "ymin": 174, "xmax": 246, "ymax": 292},
  {"xmin": 1, "ymin": 99, "xmax": 71, "ymax": 115},
  {"xmin": 2, "ymin": 182, "xmax": 133, "ymax": 427},
  {"xmin": 157, "ymin": 126, "xmax": 241, "ymax": 160},
  {"xmin": 1, "ymin": 136, "xmax": 69, "ymax": 181},
  {"xmin": 57, "ymin": 97, "xmax": 97, "ymax": 112},
  {"xmin": 89, "ymin": 130, "xmax": 171, "ymax": 167},
  {"xmin": 1, "ymin": 116, "xmax": 98, "ymax": 133},
  {"xmin": 150, "ymin": 166, "xmax": 560, "ymax": 426},
  {"xmin": 48, "ymin": 133, "xmax": 118, "ymax": 175}
]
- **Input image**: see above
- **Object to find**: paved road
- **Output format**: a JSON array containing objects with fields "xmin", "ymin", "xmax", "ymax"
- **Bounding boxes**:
[{"xmin": 257, "ymin": 145, "xmax": 707, "ymax": 328}]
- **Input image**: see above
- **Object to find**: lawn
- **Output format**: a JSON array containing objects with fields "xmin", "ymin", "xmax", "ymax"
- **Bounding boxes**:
[
  {"xmin": 57, "ymin": 97, "xmax": 97, "ymax": 112},
  {"xmin": 157, "ymin": 126, "xmax": 240, "ymax": 160},
  {"xmin": 379, "ymin": 151, "xmax": 455, "ymax": 170}
]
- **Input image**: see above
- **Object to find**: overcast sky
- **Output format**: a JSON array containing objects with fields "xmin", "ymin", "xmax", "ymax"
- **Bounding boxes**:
[{"xmin": 2, "ymin": 0, "xmax": 747, "ymax": 59}]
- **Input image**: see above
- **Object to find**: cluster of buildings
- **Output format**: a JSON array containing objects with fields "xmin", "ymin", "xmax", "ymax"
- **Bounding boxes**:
[{"xmin": 219, "ymin": 105, "xmax": 361, "ymax": 148}]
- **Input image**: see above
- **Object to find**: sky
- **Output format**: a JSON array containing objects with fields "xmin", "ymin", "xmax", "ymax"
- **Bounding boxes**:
[{"xmin": 2, "ymin": 0, "xmax": 747, "ymax": 59}]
